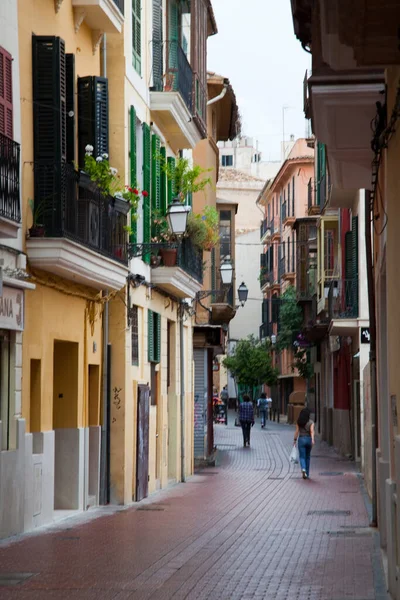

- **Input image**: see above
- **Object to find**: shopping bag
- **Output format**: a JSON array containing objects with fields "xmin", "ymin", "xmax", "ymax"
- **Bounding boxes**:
[{"xmin": 289, "ymin": 444, "xmax": 299, "ymax": 464}]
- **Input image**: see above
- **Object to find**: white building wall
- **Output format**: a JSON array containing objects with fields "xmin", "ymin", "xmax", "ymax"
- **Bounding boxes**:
[{"xmin": 229, "ymin": 230, "xmax": 263, "ymax": 341}]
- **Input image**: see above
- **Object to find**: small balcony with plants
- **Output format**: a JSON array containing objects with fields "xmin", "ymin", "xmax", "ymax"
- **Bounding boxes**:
[
  {"xmin": 26, "ymin": 149, "xmax": 131, "ymax": 291},
  {"xmin": 72, "ymin": 0, "xmax": 124, "ymax": 35},
  {"xmin": 0, "ymin": 132, "xmax": 21, "ymax": 238},
  {"xmin": 260, "ymin": 218, "xmax": 270, "ymax": 243}
]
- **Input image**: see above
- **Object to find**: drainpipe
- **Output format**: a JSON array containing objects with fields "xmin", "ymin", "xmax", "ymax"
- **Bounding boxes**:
[
  {"xmin": 179, "ymin": 302, "xmax": 186, "ymax": 482},
  {"xmin": 207, "ymin": 84, "xmax": 228, "ymax": 106},
  {"xmin": 99, "ymin": 33, "xmax": 108, "ymax": 505},
  {"xmin": 365, "ymin": 190, "xmax": 378, "ymax": 527},
  {"xmin": 100, "ymin": 293, "xmax": 109, "ymax": 505}
]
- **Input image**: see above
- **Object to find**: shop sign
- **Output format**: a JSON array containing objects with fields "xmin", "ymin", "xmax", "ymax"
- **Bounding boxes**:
[{"xmin": 0, "ymin": 286, "xmax": 24, "ymax": 331}]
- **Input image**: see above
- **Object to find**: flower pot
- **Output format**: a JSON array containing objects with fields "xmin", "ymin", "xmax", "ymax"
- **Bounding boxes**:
[
  {"xmin": 159, "ymin": 248, "xmax": 177, "ymax": 267},
  {"xmin": 150, "ymin": 255, "xmax": 162, "ymax": 268},
  {"xmin": 29, "ymin": 225, "xmax": 45, "ymax": 238}
]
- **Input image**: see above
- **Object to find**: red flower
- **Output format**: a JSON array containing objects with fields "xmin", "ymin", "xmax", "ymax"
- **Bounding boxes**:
[
  {"xmin": 133, "ymin": 188, "xmax": 139, "ymax": 195},
  {"xmin": 128, "ymin": 187, "xmax": 134, "ymax": 193},
  {"xmin": 142, "ymin": 190, "xmax": 149, "ymax": 197}
]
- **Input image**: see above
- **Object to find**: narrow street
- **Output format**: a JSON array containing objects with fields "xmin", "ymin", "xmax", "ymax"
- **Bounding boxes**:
[{"xmin": 0, "ymin": 418, "xmax": 387, "ymax": 600}]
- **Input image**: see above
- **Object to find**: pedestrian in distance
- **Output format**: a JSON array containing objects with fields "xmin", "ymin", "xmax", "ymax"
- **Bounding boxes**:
[
  {"xmin": 293, "ymin": 407, "xmax": 315, "ymax": 479},
  {"xmin": 239, "ymin": 394, "xmax": 254, "ymax": 447},
  {"xmin": 257, "ymin": 392, "xmax": 269, "ymax": 428},
  {"xmin": 220, "ymin": 385, "xmax": 229, "ymax": 404}
]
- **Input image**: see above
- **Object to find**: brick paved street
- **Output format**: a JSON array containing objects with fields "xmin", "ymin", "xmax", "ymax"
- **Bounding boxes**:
[{"xmin": 0, "ymin": 417, "xmax": 388, "ymax": 600}]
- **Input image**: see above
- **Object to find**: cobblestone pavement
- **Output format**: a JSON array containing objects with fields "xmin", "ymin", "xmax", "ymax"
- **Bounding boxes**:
[{"xmin": 0, "ymin": 417, "xmax": 388, "ymax": 600}]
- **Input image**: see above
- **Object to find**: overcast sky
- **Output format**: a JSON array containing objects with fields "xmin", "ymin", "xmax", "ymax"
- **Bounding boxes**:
[{"xmin": 208, "ymin": 0, "xmax": 311, "ymax": 161}]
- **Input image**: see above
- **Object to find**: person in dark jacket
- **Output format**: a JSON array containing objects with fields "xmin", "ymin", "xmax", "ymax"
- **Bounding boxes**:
[{"xmin": 239, "ymin": 394, "xmax": 254, "ymax": 447}]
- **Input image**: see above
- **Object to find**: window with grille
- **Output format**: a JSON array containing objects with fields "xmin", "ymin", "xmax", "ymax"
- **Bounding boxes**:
[
  {"xmin": 131, "ymin": 305, "xmax": 139, "ymax": 365},
  {"xmin": 132, "ymin": 0, "xmax": 141, "ymax": 74}
]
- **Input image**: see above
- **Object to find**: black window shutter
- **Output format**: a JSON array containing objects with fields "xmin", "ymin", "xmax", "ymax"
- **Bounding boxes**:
[
  {"xmin": 78, "ymin": 76, "xmax": 109, "ymax": 168},
  {"xmin": 152, "ymin": 0, "xmax": 163, "ymax": 91},
  {"xmin": 271, "ymin": 296, "xmax": 280, "ymax": 323},
  {"xmin": 66, "ymin": 54, "xmax": 75, "ymax": 163},
  {"xmin": 32, "ymin": 35, "xmax": 66, "ymax": 233}
]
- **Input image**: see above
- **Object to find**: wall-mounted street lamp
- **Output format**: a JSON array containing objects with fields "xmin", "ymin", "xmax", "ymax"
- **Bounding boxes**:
[
  {"xmin": 127, "ymin": 198, "xmax": 191, "ymax": 258},
  {"xmin": 220, "ymin": 258, "xmax": 234, "ymax": 286},
  {"xmin": 237, "ymin": 282, "xmax": 249, "ymax": 307}
]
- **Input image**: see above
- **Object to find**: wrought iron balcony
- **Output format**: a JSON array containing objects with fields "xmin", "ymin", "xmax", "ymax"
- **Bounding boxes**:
[
  {"xmin": 260, "ymin": 269, "xmax": 272, "ymax": 289},
  {"xmin": 0, "ymin": 133, "xmax": 21, "ymax": 223},
  {"xmin": 33, "ymin": 163, "xmax": 128, "ymax": 264},
  {"xmin": 328, "ymin": 278, "xmax": 359, "ymax": 319},
  {"xmin": 281, "ymin": 201, "xmax": 287, "ymax": 222},
  {"xmin": 177, "ymin": 238, "xmax": 203, "ymax": 283},
  {"xmin": 260, "ymin": 322, "xmax": 271, "ymax": 340},
  {"xmin": 279, "ymin": 257, "xmax": 286, "ymax": 280},
  {"xmin": 152, "ymin": 40, "xmax": 193, "ymax": 113}
]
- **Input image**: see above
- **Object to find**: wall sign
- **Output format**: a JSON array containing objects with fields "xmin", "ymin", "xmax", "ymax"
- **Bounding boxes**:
[
  {"xmin": 0, "ymin": 286, "xmax": 24, "ymax": 331},
  {"xmin": 361, "ymin": 327, "xmax": 371, "ymax": 344}
]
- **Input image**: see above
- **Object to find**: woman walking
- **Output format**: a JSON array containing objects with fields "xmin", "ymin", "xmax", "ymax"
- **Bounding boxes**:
[
  {"xmin": 293, "ymin": 408, "xmax": 315, "ymax": 479},
  {"xmin": 239, "ymin": 394, "xmax": 254, "ymax": 447}
]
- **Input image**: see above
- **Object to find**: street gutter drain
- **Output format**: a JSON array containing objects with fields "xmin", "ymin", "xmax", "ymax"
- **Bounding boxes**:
[
  {"xmin": 0, "ymin": 573, "xmax": 36, "ymax": 587},
  {"xmin": 319, "ymin": 472, "xmax": 344, "ymax": 476},
  {"xmin": 308, "ymin": 510, "xmax": 351, "ymax": 516}
]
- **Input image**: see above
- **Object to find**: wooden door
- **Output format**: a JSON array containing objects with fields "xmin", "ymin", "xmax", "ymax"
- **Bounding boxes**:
[{"xmin": 136, "ymin": 384, "xmax": 150, "ymax": 502}]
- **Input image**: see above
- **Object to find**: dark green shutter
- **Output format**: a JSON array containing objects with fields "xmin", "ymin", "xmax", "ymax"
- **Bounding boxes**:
[
  {"xmin": 167, "ymin": 157, "xmax": 175, "ymax": 204},
  {"xmin": 78, "ymin": 76, "xmax": 109, "ymax": 168},
  {"xmin": 160, "ymin": 146, "xmax": 167, "ymax": 215},
  {"xmin": 132, "ymin": 0, "xmax": 141, "ymax": 74},
  {"xmin": 129, "ymin": 106, "xmax": 137, "ymax": 245},
  {"xmin": 148, "ymin": 310, "xmax": 154, "ymax": 362},
  {"xmin": 32, "ymin": 35, "xmax": 66, "ymax": 232},
  {"xmin": 65, "ymin": 54, "xmax": 75, "ymax": 164},
  {"xmin": 168, "ymin": 0, "xmax": 179, "ymax": 79},
  {"xmin": 151, "ymin": 134, "xmax": 161, "ymax": 238},
  {"xmin": 271, "ymin": 296, "xmax": 280, "ymax": 323},
  {"xmin": 352, "ymin": 216, "xmax": 359, "ymax": 316},
  {"xmin": 316, "ymin": 142, "xmax": 326, "ymax": 206},
  {"xmin": 152, "ymin": 0, "xmax": 163, "ymax": 91},
  {"xmin": 154, "ymin": 313, "xmax": 161, "ymax": 363},
  {"xmin": 142, "ymin": 123, "xmax": 151, "ymax": 263},
  {"xmin": 262, "ymin": 299, "xmax": 269, "ymax": 324}
]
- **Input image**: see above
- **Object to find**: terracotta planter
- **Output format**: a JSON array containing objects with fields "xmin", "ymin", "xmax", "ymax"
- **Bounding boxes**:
[
  {"xmin": 159, "ymin": 248, "xmax": 177, "ymax": 267},
  {"xmin": 29, "ymin": 225, "xmax": 45, "ymax": 238}
]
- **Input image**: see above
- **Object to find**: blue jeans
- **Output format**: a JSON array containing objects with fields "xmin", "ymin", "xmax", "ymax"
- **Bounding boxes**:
[
  {"xmin": 298, "ymin": 436, "xmax": 312, "ymax": 476},
  {"xmin": 260, "ymin": 410, "xmax": 267, "ymax": 426}
]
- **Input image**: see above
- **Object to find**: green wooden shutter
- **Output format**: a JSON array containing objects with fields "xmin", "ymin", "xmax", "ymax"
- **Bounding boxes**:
[
  {"xmin": 65, "ymin": 54, "xmax": 75, "ymax": 164},
  {"xmin": 78, "ymin": 76, "xmax": 109, "ymax": 167},
  {"xmin": 154, "ymin": 313, "xmax": 161, "ymax": 363},
  {"xmin": 352, "ymin": 216, "xmax": 359, "ymax": 316},
  {"xmin": 316, "ymin": 142, "xmax": 326, "ymax": 206},
  {"xmin": 142, "ymin": 122, "xmax": 151, "ymax": 263},
  {"xmin": 32, "ymin": 35, "xmax": 66, "ymax": 232},
  {"xmin": 152, "ymin": 0, "xmax": 163, "ymax": 91},
  {"xmin": 167, "ymin": 157, "xmax": 175, "ymax": 204},
  {"xmin": 132, "ymin": 0, "xmax": 141, "ymax": 74},
  {"xmin": 129, "ymin": 105, "xmax": 137, "ymax": 245},
  {"xmin": 168, "ymin": 0, "xmax": 179, "ymax": 80},
  {"xmin": 160, "ymin": 146, "xmax": 167, "ymax": 215},
  {"xmin": 151, "ymin": 134, "xmax": 161, "ymax": 238},
  {"xmin": 148, "ymin": 310, "xmax": 154, "ymax": 362}
]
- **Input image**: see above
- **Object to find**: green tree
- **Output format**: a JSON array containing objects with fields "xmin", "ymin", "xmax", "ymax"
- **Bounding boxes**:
[
  {"xmin": 277, "ymin": 285, "xmax": 313, "ymax": 380},
  {"xmin": 223, "ymin": 336, "xmax": 279, "ymax": 393}
]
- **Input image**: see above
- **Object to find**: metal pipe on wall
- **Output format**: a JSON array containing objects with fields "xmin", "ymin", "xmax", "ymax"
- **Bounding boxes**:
[
  {"xmin": 365, "ymin": 190, "xmax": 378, "ymax": 526},
  {"xmin": 100, "ymin": 293, "xmax": 109, "ymax": 505},
  {"xmin": 180, "ymin": 302, "xmax": 186, "ymax": 483}
]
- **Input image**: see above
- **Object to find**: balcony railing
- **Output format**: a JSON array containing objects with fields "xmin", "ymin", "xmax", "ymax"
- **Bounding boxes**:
[
  {"xmin": 193, "ymin": 73, "xmax": 207, "ymax": 138},
  {"xmin": 319, "ymin": 173, "xmax": 326, "ymax": 207},
  {"xmin": 152, "ymin": 40, "xmax": 193, "ymax": 113},
  {"xmin": 34, "ymin": 163, "xmax": 128, "ymax": 264},
  {"xmin": 328, "ymin": 278, "xmax": 359, "ymax": 319},
  {"xmin": 0, "ymin": 133, "xmax": 21, "ymax": 223},
  {"xmin": 177, "ymin": 238, "xmax": 203, "ymax": 283},
  {"xmin": 112, "ymin": 0, "xmax": 124, "ymax": 14},
  {"xmin": 260, "ymin": 270, "xmax": 272, "ymax": 289},
  {"xmin": 279, "ymin": 257, "xmax": 286, "ymax": 280}
]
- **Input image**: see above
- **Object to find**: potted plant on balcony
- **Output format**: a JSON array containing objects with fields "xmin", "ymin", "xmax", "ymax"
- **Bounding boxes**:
[
  {"xmin": 186, "ymin": 205, "xmax": 219, "ymax": 251},
  {"xmin": 161, "ymin": 156, "xmax": 213, "ymax": 203},
  {"xmin": 83, "ymin": 144, "xmax": 141, "ymax": 220},
  {"xmin": 28, "ymin": 198, "xmax": 45, "ymax": 238},
  {"xmin": 151, "ymin": 211, "xmax": 178, "ymax": 266}
]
